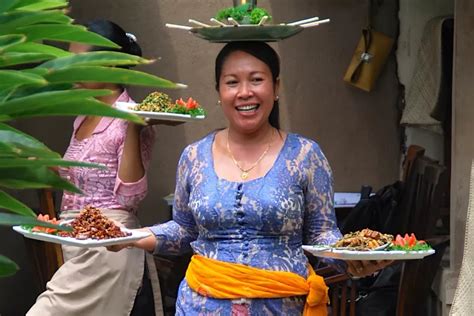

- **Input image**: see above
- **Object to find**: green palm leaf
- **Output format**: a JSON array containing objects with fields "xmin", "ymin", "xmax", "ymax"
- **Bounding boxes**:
[
  {"xmin": 0, "ymin": 10, "xmax": 72, "ymax": 33},
  {"xmin": 0, "ymin": 166, "xmax": 81, "ymax": 193},
  {"xmin": 0, "ymin": 190, "xmax": 35, "ymax": 216},
  {"xmin": 0, "ymin": 0, "xmax": 16, "ymax": 14},
  {"xmin": 39, "ymin": 51, "xmax": 151, "ymax": 69},
  {"xmin": 0, "ymin": 214, "xmax": 72, "ymax": 232},
  {"xmin": 45, "ymin": 66, "xmax": 181, "ymax": 88},
  {"xmin": 4, "ymin": 42, "xmax": 71, "ymax": 58},
  {"xmin": 11, "ymin": 0, "xmax": 67, "ymax": 11},
  {"xmin": 0, "ymin": 34, "xmax": 25, "ymax": 52},
  {"xmin": 0, "ymin": 52, "xmax": 55, "ymax": 68},
  {"xmin": 0, "ymin": 255, "xmax": 18, "ymax": 278},
  {"xmin": 18, "ymin": 24, "xmax": 119, "ymax": 47}
]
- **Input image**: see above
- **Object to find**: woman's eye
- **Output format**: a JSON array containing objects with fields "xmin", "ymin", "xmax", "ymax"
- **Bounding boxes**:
[
  {"xmin": 225, "ymin": 80, "xmax": 238, "ymax": 86},
  {"xmin": 252, "ymin": 77, "xmax": 263, "ymax": 83}
]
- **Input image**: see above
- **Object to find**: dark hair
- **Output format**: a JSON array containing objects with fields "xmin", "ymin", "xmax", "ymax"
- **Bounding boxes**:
[
  {"xmin": 215, "ymin": 41, "xmax": 280, "ymax": 129},
  {"xmin": 86, "ymin": 19, "xmax": 142, "ymax": 58}
]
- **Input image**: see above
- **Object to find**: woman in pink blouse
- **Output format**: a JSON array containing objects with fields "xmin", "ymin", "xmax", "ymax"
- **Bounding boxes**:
[{"xmin": 28, "ymin": 20, "xmax": 162, "ymax": 316}]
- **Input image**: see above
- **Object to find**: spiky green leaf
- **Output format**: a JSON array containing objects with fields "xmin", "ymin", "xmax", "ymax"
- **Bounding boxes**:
[
  {"xmin": 0, "ymin": 255, "xmax": 19, "ymax": 278},
  {"xmin": 0, "ymin": 190, "xmax": 35, "ymax": 216}
]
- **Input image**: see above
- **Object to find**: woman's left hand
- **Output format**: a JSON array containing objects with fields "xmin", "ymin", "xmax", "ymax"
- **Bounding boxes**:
[{"xmin": 346, "ymin": 260, "xmax": 393, "ymax": 278}]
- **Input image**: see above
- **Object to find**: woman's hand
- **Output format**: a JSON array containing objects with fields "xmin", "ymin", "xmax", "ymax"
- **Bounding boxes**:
[
  {"xmin": 144, "ymin": 118, "xmax": 184, "ymax": 126},
  {"xmin": 346, "ymin": 260, "xmax": 393, "ymax": 278},
  {"xmin": 106, "ymin": 227, "xmax": 157, "ymax": 252}
]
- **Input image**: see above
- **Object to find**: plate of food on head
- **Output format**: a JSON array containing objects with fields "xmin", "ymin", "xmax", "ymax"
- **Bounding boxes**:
[
  {"xmin": 303, "ymin": 228, "xmax": 435, "ymax": 261},
  {"xmin": 116, "ymin": 91, "xmax": 206, "ymax": 123},
  {"xmin": 165, "ymin": 3, "xmax": 330, "ymax": 42},
  {"xmin": 13, "ymin": 206, "xmax": 150, "ymax": 248}
]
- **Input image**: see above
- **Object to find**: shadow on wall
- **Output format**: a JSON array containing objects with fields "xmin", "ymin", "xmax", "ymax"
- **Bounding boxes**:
[{"xmin": 269, "ymin": 0, "xmax": 400, "ymax": 192}]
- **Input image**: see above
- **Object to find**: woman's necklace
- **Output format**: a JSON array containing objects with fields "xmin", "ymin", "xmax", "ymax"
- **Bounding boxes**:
[{"xmin": 226, "ymin": 129, "xmax": 274, "ymax": 180}]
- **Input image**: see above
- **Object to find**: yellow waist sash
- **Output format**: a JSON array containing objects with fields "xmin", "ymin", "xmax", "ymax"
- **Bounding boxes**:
[{"xmin": 185, "ymin": 255, "xmax": 328, "ymax": 316}]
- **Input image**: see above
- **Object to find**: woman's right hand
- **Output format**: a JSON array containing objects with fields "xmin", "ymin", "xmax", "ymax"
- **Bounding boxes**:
[{"xmin": 106, "ymin": 227, "xmax": 157, "ymax": 252}]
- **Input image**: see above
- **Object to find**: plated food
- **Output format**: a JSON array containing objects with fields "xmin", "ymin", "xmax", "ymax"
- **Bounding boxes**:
[
  {"xmin": 332, "ymin": 228, "xmax": 393, "ymax": 251},
  {"xmin": 135, "ymin": 92, "xmax": 205, "ymax": 117},
  {"xmin": 165, "ymin": 4, "xmax": 329, "ymax": 42},
  {"xmin": 215, "ymin": 4, "xmax": 271, "ymax": 25},
  {"xmin": 13, "ymin": 206, "xmax": 150, "ymax": 247},
  {"xmin": 58, "ymin": 205, "xmax": 130, "ymax": 240},
  {"xmin": 302, "ymin": 228, "xmax": 435, "ymax": 261},
  {"xmin": 116, "ymin": 91, "xmax": 206, "ymax": 122}
]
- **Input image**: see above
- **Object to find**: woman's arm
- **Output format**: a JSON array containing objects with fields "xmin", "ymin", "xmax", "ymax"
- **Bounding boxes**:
[
  {"xmin": 114, "ymin": 123, "xmax": 155, "ymax": 207},
  {"xmin": 118, "ymin": 123, "xmax": 146, "ymax": 182},
  {"xmin": 109, "ymin": 145, "xmax": 199, "ymax": 255}
]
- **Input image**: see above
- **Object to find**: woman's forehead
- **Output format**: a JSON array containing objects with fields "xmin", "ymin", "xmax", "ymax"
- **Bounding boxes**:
[{"xmin": 221, "ymin": 51, "xmax": 270, "ymax": 75}]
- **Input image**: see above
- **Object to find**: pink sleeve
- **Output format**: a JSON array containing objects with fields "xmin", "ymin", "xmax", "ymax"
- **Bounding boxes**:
[{"xmin": 114, "ymin": 124, "xmax": 156, "ymax": 205}]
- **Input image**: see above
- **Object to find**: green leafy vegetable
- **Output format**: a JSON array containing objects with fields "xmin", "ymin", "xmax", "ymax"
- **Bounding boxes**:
[{"xmin": 215, "ymin": 4, "xmax": 272, "ymax": 25}]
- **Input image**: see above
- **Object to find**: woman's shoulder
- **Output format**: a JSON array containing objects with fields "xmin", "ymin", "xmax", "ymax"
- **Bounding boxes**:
[
  {"xmin": 180, "ymin": 131, "xmax": 215, "ymax": 161},
  {"xmin": 287, "ymin": 132, "xmax": 325, "ymax": 154}
]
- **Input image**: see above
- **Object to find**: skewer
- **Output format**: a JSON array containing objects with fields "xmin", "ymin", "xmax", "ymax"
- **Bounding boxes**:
[
  {"xmin": 299, "ymin": 18, "xmax": 330, "ymax": 28},
  {"xmin": 257, "ymin": 16, "xmax": 269, "ymax": 26},
  {"xmin": 287, "ymin": 16, "xmax": 320, "ymax": 26},
  {"xmin": 188, "ymin": 19, "xmax": 211, "ymax": 27},
  {"xmin": 228, "ymin": 17, "xmax": 240, "ymax": 26},
  {"xmin": 210, "ymin": 18, "xmax": 227, "ymax": 26},
  {"xmin": 165, "ymin": 23, "xmax": 192, "ymax": 31}
]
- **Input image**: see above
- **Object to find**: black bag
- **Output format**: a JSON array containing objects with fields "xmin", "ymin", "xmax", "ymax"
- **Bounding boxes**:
[
  {"xmin": 339, "ymin": 181, "xmax": 405, "ymax": 316},
  {"xmin": 340, "ymin": 181, "xmax": 404, "ymax": 235}
]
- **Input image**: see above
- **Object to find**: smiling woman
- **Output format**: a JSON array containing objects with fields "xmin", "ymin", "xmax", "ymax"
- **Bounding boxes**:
[
  {"xmin": 107, "ymin": 42, "xmax": 355, "ymax": 315},
  {"xmin": 26, "ymin": 19, "xmax": 163, "ymax": 316}
]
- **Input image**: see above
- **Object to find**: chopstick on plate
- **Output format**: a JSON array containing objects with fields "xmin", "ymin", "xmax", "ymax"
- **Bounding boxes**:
[
  {"xmin": 165, "ymin": 23, "xmax": 192, "ymax": 30},
  {"xmin": 257, "ymin": 16, "xmax": 269, "ymax": 26},
  {"xmin": 210, "ymin": 18, "xmax": 227, "ymax": 26},
  {"xmin": 300, "ymin": 18, "xmax": 331, "ymax": 28},
  {"xmin": 287, "ymin": 16, "xmax": 320, "ymax": 26},
  {"xmin": 188, "ymin": 19, "xmax": 211, "ymax": 27},
  {"xmin": 228, "ymin": 17, "xmax": 240, "ymax": 26}
]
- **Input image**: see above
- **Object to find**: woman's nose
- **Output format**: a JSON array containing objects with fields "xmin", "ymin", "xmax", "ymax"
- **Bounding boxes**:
[{"xmin": 237, "ymin": 82, "xmax": 252, "ymax": 98}]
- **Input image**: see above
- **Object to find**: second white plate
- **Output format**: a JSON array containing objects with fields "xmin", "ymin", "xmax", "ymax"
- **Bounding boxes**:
[
  {"xmin": 13, "ymin": 225, "xmax": 151, "ymax": 248},
  {"xmin": 116, "ymin": 102, "xmax": 205, "ymax": 122},
  {"xmin": 302, "ymin": 245, "xmax": 435, "ymax": 261}
]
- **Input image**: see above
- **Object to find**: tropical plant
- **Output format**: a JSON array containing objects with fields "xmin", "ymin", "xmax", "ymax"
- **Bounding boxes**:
[{"xmin": 0, "ymin": 0, "xmax": 181, "ymax": 277}]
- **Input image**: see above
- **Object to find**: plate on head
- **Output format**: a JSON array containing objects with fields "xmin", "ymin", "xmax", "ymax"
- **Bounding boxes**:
[{"xmin": 189, "ymin": 25, "xmax": 303, "ymax": 42}]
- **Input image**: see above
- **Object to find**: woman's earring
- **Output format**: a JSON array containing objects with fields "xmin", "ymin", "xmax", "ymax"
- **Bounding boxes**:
[
  {"xmin": 217, "ymin": 100, "xmax": 221, "ymax": 106},
  {"xmin": 275, "ymin": 96, "xmax": 279, "ymax": 101}
]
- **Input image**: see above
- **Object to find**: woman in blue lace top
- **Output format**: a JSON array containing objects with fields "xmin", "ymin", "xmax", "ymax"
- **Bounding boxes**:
[{"xmin": 111, "ymin": 41, "xmax": 390, "ymax": 315}]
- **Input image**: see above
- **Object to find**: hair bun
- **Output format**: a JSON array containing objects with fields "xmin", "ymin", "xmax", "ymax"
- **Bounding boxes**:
[{"xmin": 125, "ymin": 32, "xmax": 137, "ymax": 42}]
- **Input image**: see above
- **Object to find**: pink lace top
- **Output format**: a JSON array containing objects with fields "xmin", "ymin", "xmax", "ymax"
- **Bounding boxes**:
[{"xmin": 59, "ymin": 90, "xmax": 155, "ymax": 214}]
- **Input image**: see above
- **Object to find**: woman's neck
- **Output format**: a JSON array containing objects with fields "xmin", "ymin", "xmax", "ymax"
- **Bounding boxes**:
[
  {"xmin": 227, "ymin": 124, "xmax": 275, "ymax": 147},
  {"xmin": 97, "ymin": 85, "xmax": 123, "ymax": 106}
]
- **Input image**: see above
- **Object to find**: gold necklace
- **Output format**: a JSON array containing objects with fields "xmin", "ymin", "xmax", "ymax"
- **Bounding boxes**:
[{"xmin": 226, "ymin": 129, "xmax": 273, "ymax": 180}]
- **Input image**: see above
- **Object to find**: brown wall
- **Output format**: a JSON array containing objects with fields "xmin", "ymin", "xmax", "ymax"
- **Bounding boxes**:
[
  {"xmin": 0, "ymin": 1, "xmax": 401, "ymax": 314},
  {"xmin": 61, "ymin": 0, "xmax": 401, "ymax": 225}
]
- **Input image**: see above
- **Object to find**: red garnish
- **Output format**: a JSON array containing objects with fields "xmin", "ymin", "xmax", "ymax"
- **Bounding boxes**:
[
  {"xmin": 32, "ymin": 214, "xmax": 61, "ymax": 234},
  {"xmin": 393, "ymin": 233, "xmax": 424, "ymax": 248}
]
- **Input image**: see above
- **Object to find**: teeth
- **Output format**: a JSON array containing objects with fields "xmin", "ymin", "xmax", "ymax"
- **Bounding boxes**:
[{"xmin": 237, "ymin": 104, "xmax": 258, "ymax": 111}]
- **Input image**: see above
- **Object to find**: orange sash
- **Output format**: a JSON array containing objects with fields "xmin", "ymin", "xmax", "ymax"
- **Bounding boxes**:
[{"xmin": 185, "ymin": 255, "xmax": 328, "ymax": 316}]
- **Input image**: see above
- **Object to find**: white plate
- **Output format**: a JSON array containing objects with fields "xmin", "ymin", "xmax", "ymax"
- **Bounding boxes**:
[
  {"xmin": 116, "ymin": 102, "xmax": 205, "ymax": 122},
  {"xmin": 302, "ymin": 245, "xmax": 435, "ymax": 261},
  {"xmin": 13, "ymin": 225, "xmax": 151, "ymax": 248}
]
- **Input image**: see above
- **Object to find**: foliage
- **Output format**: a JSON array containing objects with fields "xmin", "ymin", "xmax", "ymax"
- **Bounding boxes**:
[
  {"xmin": 215, "ymin": 4, "xmax": 272, "ymax": 25},
  {"xmin": 0, "ymin": 0, "xmax": 181, "ymax": 277}
]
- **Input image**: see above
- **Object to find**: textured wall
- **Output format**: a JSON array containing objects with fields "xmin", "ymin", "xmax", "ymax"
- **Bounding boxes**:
[
  {"xmin": 62, "ymin": 0, "xmax": 401, "ymax": 225},
  {"xmin": 1, "ymin": 2, "xmax": 401, "ymax": 314}
]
